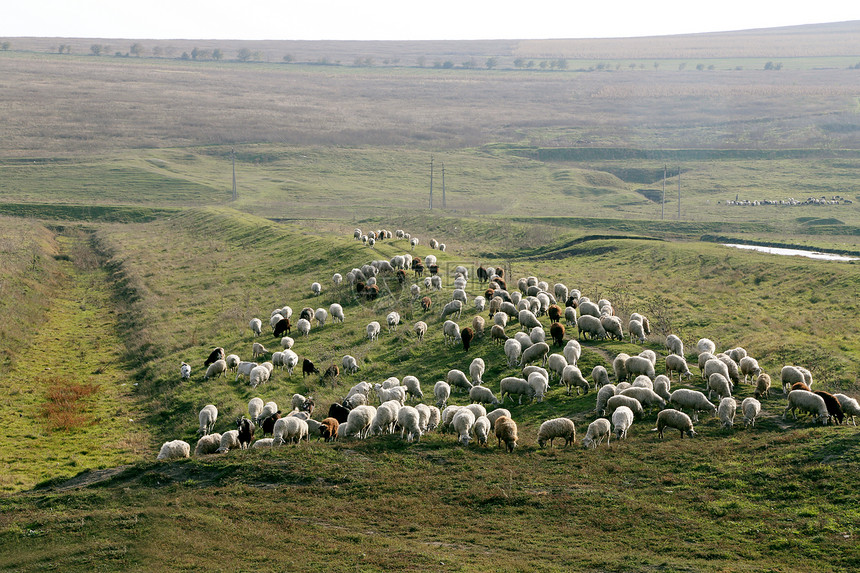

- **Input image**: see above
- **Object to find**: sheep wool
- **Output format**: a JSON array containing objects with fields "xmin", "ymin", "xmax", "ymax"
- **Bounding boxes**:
[
  {"xmin": 718, "ymin": 397, "xmax": 737, "ymax": 429},
  {"xmin": 194, "ymin": 433, "xmax": 222, "ymax": 456},
  {"xmin": 494, "ymin": 416, "xmax": 518, "ymax": 452},
  {"xmin": 741, "ymin": 397, "xmax": 761, "ymax": 428},
  {"xmin": 611, "ymin": 406, "xmax": 634, "ymax": 439},
  {"xmin": 537, "ymin": 418, "xmax": 576, "ymax": 448},
  {"xmin": 582, "ymin": 418, "xmax": 611, "ymax": 449},
  {"xmin": 656, "ymin": 409, "xmax": 697, "ymax": 439},
  {"xmin": 157, "ymin": 439, "xmax": 191, "ymax": 461}
]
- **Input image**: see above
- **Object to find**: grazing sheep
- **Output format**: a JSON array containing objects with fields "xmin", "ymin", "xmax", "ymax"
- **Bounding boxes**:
[
  {"xmin": 562, "ymin": 339, "xmax": 581, "ymax": 367},
  {"xmin": 339, "ymin": 405, "xmax": 377, "ymax": 439},
  {"xmin": 518, "ymin": 309, "xmax": 542, "ymax": 331},
  {"xmin": 781, "ymin": 365, "xmax": 812, "ymax": 394},
  {"xmin": 549, "ymin": 322, "xmax": 565, "ymax": 347},
  {"xmin": 562, "ymin": 365, "xmax": 590, "ymax": 396},
  {"xmin": 490, "ymin": 324, "xmax": 508, "ymax": 344},
  {"xmin": 739, "ymin": 356, "xmax": 762, "ymax": 383},
  {"xmin": 504, "ymin": 338, "xmax": 522, "ymax": 367},
  {"xmin": 415, "ymin": 403, "xmax": 432, "ymax": 432},
  {"xmin": 624, "ymin": 355, "xmax": 655, "ymax": 379},
  {"xmin": 249, "ymin": 363, "xmax": 273, "ymax": 388},
  {"xmin": 520, "ymin": 342, "xmax": 550, "ymax": 367},
  {"xmin": 470, "ymin": 385, "xmax": 500, "ymax": 406},
  {"xmin": 470, "ymin": 357, "xmax": 486, "ymax": 386},
  {"xmin": 374, "ymin": 383, "xmax": 407, "ymax": 405},
  {"xmin": 157, "ymin": 439, "xmax": 191, "ymax": 461},
  {"xmin": 248, "ymin": 397, "xmax": 264, "ymax": 424},
  {"xmin": 653, "ymin": 375, "xmax": 671, "ymax": 402},
  {"xmin": 727, "ymin": 347, "xmax": 747, "ymax": 363},
  {"xmin": 628, "ymin": 319, "xmax": 647, "ymax": 343},
  {"xmin": 472, "ymin": 315, "xmax": 486, "ymax": 339},
  {"xmin": 446, "ymin": 369, "xmax": 473, "ymax": 393},
  {"xmin": 486, "ymin": 408, "xmax": 511, "ymax": 429},
  {"xmin": 564, "ymin": 306, "xmax": 577, "ymax": 326},
  {"xmin": 833, "ymin": 394, "xmax": 860, "ymax": 426},
  {"xmin": 341, "ymin": 355, "xmax": 360, "ymax": 374},
  {"xmin": 718, "ymin": 397, "xmax": 737, "ymax": 429},
  {"xmin": 613, "ymin": 353, "xmax": 630, "ymax": 382},
  {"xmin": 537, "ymin": 417, "xmax": 576, "ymax": 448},
  {"xmin": 453, "ymin": 408, "xmax": 476, "ymax": 446},
  {"xmin": 669, "ymin": 389, "xmax": 717, "ymax": 422},
  {"xmin": 716, "ymin": 354, "xmax": 741, "ymax": 386},
  {"xmin": 697, "ymin": 338, "xmax": 716, "ymax": 355},
  {"xmin": 295, "ymin": 318, "xmax": 311, "ymax": 337},
  {"xmin": 814, "ymin": 391, "xmax": 844, "ymax": 425},
  {"xmin": 465, "ymin": 403, "xmax": 487, "ymax": 421},
  {"xmin": 434, "ymin": 380, "xmax": 451, "ymax": 409},
  {"xmin": 494, "ymin": 416, "xmax": 518, "ymax": 452},
  {"xmin": 600, "ymin": 315, "xmax": 624, "ymax": 341},
  {"xmin": 216, "ymin": 430, "xmax": 241, "ymax": 453},
  {"xmin": 251, "ymin": 438, "xmax": 274, "ymax": 449},
  {"xmin": 577, "ymin": 315, "xmax": 606, "ymax": 340},
  {"xmin": 494, "ymin": 311, "xmax": 509, "ymax": 329},
  {"xmin": 784, "ymin": 390, "xmax": 829, "ymax": 425},
  {"xmin": 371, "ymin": 400, "xmax": 401, "ymax": 435},
  {"xmin": 632, "ymin": 375, "xmax": 653, "ymax": 390},
  {"xmin": 703, "ymin": 358, "xmax": 731, "ymax": 385},
  {"xmin": 461, "ymin": 327, "xmax": 475, "ymax": 351},
  {"xmin": 665, "ymin": 334, "xmax": 684, "ymax": 357},
  {"xmin": 527, "ymin": 372, "xmax": 549, "ymax": 403},
  {"xmin": 398, "ymin": 406, "xmax": 423, "ymax": 442},
  {"xmin": 698, "ymin": 351, "xmax": 716, "ymax": 375},
  {"xmin": 612, "ymin": 406, "xmax": 634, "ymax": 439},
  {"xmin": 620, "ymin": 387, "xmax": 666, "ymax": 412},
  {"xmin": 273, "ymin": 416, "xmax": 308, "ymax": 445},
  {"xmin": 754, "ymin": 373, "xmax": 771, "ymax": 400},
  {"xmin": 249, "ymin": 318, "xmax": 263, "ymax": 337},
  {"xmin": 236, "ymin": 417, "xmax": 255, "ymax": 449},
  {"xmin": 252, "ymin": 342, "xmax": 269, "ymax": 360},
  {"xmin": 591, "ymin": 365, "xmax": 610, "ymax": 389},
  {"xmin": 204, "ymin": 347, "xmax": 225, "ymax": 367},
  {"xmin": 224, "ymin": 354, "xmax": 240, "ymax": 373},
  {"xmin": 665, "ymin": 354, "xmax": 693, "ymax": 382},
  {"xmin": 741, "ymin": 397, "xmax": 761, "ymax": 428},
  {"xmin": 605, "ymin": 395, "xmax": 644, "ymax": 419},
  {"xmin": 311, "ymin": 282, "xmax": 322, "ymax": 296},
  {"xmin": 280, "ymin": 336, "xmax": 295, "ymax": 350},
  {"xmin": 707, "ymin": 373, "xmax": 733, "ymax": 401},
  {"xmin": 547, "ymin": 353, "xmax": 568, "ymax": 381},
  {"xmin": 500, "ymin": 376, "xmax": 535, "ymax": 405},
  {"xmin": 291, "ymin": 393, "xmax": 315, "ymax": 414},
  {"xmin": 366, "ymin": 321, "xmax": 381, "ymax": 341},
  {"xmin": 412, "ymin": 321, "xmax": 428, "ymax": 343},
  {"xmin": 180, "ymin": 362, "xmax": 191, "ymax": 380},
  {"xmin": 582, "ymin": 419, "xmax": 611, "ymax": 449},
  {"xmin": 440, "ymin": 300, "xmax": 464, "ymax": 320},
  {"xmin": 440, "ymin": 405, "xmax": 462, "ymax": 433},
  {"xmin": 579, "ymin": 300, "xmax": 600, "ymax": 318},
  {"xmin": 656, "ymin": 409, "xmax": 697, "ymax": 439},
  {"xmin": 194, "ymin": 433, "xmax": 222, "ymax": 456},
  {"xmin": 198, "ymin": 404, "xmax": 218, "ymax": 435},
  {"xmin": 403, "ymin": 375, "xmax": 423, "ymax": 401},
  {"xmin": 204, "ymin": 359, "xmax": 227, "ymax": 380},
  {"xmin": 595, "ymin": 384, "xmax": 617, "ymax": 416},
  {"xmin": 387, "ymin": 311, "xmax": 401, "ymax": 332},
  {"xmin": 281, "ymin": 350, "xmax": 299, "ymax": 376},
  {"xmin": 472, "ymin": 415, "xmax": 491, "ymax": 446}
]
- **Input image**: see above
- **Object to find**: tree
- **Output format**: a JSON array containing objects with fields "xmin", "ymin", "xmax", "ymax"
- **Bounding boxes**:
[
  {"xmin": 0, "ymin": 41, "xmax": 10, "ymax": 51},
  {"xmin": 152, "ymin": 46, "xmax": 163, "ymax": 57},
  {"xmin": 441, "ymin": 60, "xmax": 454, "ymax": 69},
  {"xmin": 129, "ymin": 43, "xmax": 144, "ymax": 57},
  {"xmin": 191, "ymin": 47, "xmax": 199, "ymax": 60},
  {"xmin": 696, "ymin": 63, "xmax": 705, "ymax": 71},
  {"xmin": 485, "ymin": 57, "xmax": 498, "ymax": 69},
  {"xmin": 212, "ymin": 49, "xmax": 223, "ymax": 61},
  {"xmin": 513, "ymin": 57, "xmax": 525, "ymax": 68},
  {"xmin": 90, "ymin": 44, "xmax": 103, "ymax": 56},
  {"xmin": 556, "ymin": 58, "xmax": 568, "ymax": 70},
  {"xmin": 282, "ymin": 53, "xmax": 293, "ymax": 63},
  {"xmin": 180, "ymin": 51, "xmax": 190, "ymax": 60},
  {"xmin": 237, "ymin": 48, "xmax": 252, "ymax": 62}
]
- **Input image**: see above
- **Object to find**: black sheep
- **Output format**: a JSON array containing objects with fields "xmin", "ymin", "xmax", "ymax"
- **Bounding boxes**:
[
  {"xmin": 303, "ymin": 358, "xmax": 320, "ymax": 377},
  {"xmin": 814, "ymin": 391, "xmax": 845, "ymax": 425},
  {"xmin": 260, "ymin": 412, "xmax": 282, "ymax": 436},
  {"xmin": 273, "ymin": 318, "xmax": 291, "ymax": 337},
  {"xmin": 204, "ymin": 347, "xmax": 225, "ymax": 367},
  {"xmin": 236, "ymin": 417, "xmax": 255, "ymax": 449},
  {"xmin": 328, "ymin": 403, "xmax": 351, "ymax": 424}
]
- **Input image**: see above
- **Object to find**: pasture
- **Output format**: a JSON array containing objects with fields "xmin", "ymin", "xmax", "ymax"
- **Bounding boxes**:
[{"xmin": 1, "ymin": 24, "xmax": 860, "ymax": 571}]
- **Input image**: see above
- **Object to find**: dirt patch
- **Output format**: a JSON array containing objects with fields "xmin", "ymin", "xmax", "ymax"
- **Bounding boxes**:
[{"xmin": 53, "ymin": 465, "xmax": 133, "ymax": 491}]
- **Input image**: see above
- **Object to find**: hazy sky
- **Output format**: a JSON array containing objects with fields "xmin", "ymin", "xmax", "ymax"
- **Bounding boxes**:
[{"xmin": 3, "ymin": 1, "xmax": 857, "ymax": 40}]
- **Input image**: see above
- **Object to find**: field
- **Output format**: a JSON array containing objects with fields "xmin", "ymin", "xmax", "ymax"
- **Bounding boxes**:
[{"xmin": 1, "ymin": 23, "xmax": 860, "ymax": 572}]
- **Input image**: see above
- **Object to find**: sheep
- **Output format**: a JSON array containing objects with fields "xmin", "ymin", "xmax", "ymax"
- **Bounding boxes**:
[
  {"xmin": 282, "ymin": 350, "xmax": 299, "ymax": 376},
  {"xmin": 697, "ymin": 338, "xmax": 716, "ymax": 355},
  {"xmin": 387, "ymin": 311, "xmax": 401, "ymax": 332},
  {"xmin": 374, "ymin": 383, "xmax": 407, "ymax": 405},
  {"xmin": 410, "ymin": 320, "xmax": 428, "ymax": 343},
  {"xmin": 620, "ymin": 387, "xmax": 666, "ymax": 412},
  {"xmin": 656, "ymin": 409, "xmax": 697, "ymax": 439},
  {"xmin": 716, "ymin": 354, "xmax": 741, "ymax": 386},
  {"xmin": 198, "ymin": 404, "xmax": 218, "ymax": 435},
  {"xmin": 453, "ymin": 408, "xmax": 476, "ymax": 446},
  {"xmin": 434, "ymin": 381, "xmax": 451, "ymax": 409},
  {"xmin": 485, "ymin": 408, "xmax": 511, "ymax": 430},
  {"xmin": 339, "ymin": 405, "xmax": 377, "ymax": 439},
  {"xmin": 611, "ymin": 406, "xmax": 634, "ymax": 440},
  {"xmin": 157, "ymin": 439, "xmax": 191, "ymax": 461},
  {"xmin": 665, "ymin": 354, "xmax": 693, "ymax": 382},
  {"xmin": 579, "ymin": 300, "xmax": 600, "ymax": 318},
  {"xmin": 537, "ymin": 418, "xmax": 576, "ymax": 448},
  {"xmin": 371, "ymin": 400, "xmax": 401, "ymax": 435},
  {"xmin": 547, "ymin": 322, "xmax": 565, "ymax": 347},
  {"xmin": 781, "ymin": 365, "xmax": 812, "ymax": 394},
  {"xmin": 518, "ymin": 309, "xmax": 542, "ymax": 331},
  {"xmin": 669, "ymin": 389, "xmax": 717, "ymax": 422},
  {"xmin": 440, "ymin": 405, "xmax": 462, "ymax": 433},
  {"xmin": 739, "ymin": 356, "xmax": 761, "ymax": 383},
  {"xmin": 562, "ymin": 339, "xmax": 581, "ymax": 367},
  {"xmin": 180, "ymin": 362, "xmax": 191, "ymax": 380},
  {"xmin": 665, "ymin": 334, "xmax": 684, "ymax": 357},
  {"xmin": 204, "ymin": 359, "xmax": 227, "ymax": 380},
  {"xmin": 224, "ymin": 354, "xmax": 240, "ymax": 373},
  {"xmin": 430, "ymin": 275, "xmax": 442, "ymax": 290},
  {"xmin": 366, "ymin": 321, "xmax": 381, "ymax": 341},
  {"xmin": 591, "ymin": 366, "xmax": 610, "ymax": 389},
  {"xmin": 547, "ymin": 353, "xmax": 568, "ymax": 381},
  {"xmin": 249, "ymin": 362, "xmax": 274, "ymax": 388},
  {"xmin": 632, "ymin": 375, "xmax": 653, "ymax": 390},
  {"xmin": 703, "ymin": 358, "xmax": 731, "ymax": 385},
  {"xmin": 216, "ymin": 430, "xmax": 241, "ymax": 453},
  {"xmin": 472, "ymin": 315, "xmax": 486, "ymax": 339},
  {"xmin": 440, "ymin": 300, "xmax": 463, "ymax": 320},
  {"xmin": 472, "ymin": 416, "xmax": 491, "ymax": 446},
  {"xmin": 273, "ymin": 417, "xmax": 308, "ymax": 445},
  {"xmin": 470, "ymin": 357, "xmax": 486, "ymax": 386},
  {"xmin": 527, "ymin": 372, "xmax": 550, "ymax": 403},
  {"xmin": 425, "ymin": 406, "xmax": 441, "ymax": 431},
  {"xmin": 291, "ymin": 393, "xmax": 315, "ymax": 414},
  {"xmin": 452, "ymin": 289, "xmax": 468, "ymax": 306},
  {"xmin": 494, "ymin": 416, "xmax": 518, "ymax": 452},
  {"xmin": 194, "ymin": 433, "xmax": 222, "ymax": 456},
  {"xmin": 260, "ymin": 412, "xmax": 282, "ymax": 436},
  {"xmin": 461, "ymin": 327, "xmax": 475, "ymax": 351},
  {"xmin": 561, "ymin": 365, "xmax": 590, "ymax": 396},
  {"xmin": 741, "ymin": 397, "xmax": 761, "ymax": 428},
  {"xmin": 493, "ymin": 311, "xmax": 509, "ymax": 329},
  {"xmin": 251, "ymin": 438, "xmax": 274, "ymax": 449},
  {"xmin": 595, "ymin": 384, "xmax": 617, "ymax": 416},
  {"xmin": 653, "ymin": 375, "xmax": 671, "ymax": 402},
  {"xmin": 814, "ymin": 391, "xmax": 844, "ymax": 425},
  {"xmin": 249, "ymin": 318, "xmax": 263, "ymax": 337},
  {"xmin": 564, "ymin": 306, "xmax": 577, "ymax": 326},
  {"xmin": 628, "ymin": 319, "xmax": 647, "ymax": 343},
  {"xmin": 340, "ymin": 355, "xmax": 360, "ymax": 375},
  {"xmin": 469, "ymin": 385, "xmax": 500, "ymax": 406},
  {"xmin": 754, "ymin": 373, "xmax": 771, "ymax": 400},
  {"xmin": 833, "ymin": 394, "xmax": 860, "ymax": 426},
  {"xmin": 252, "ymin": 342, "xmax": 269, "ymax": 360},
  {"xmin": 398, "ymin": 406, "xmax": 423, "ymax": 442},
  {"xmin": 784, "ymin": 390, "xmax": 829, "ymax": 425},
  {"xmin": 613, "ymin": 353, "xmax": 630, "ymax": 382},
  {"xmin": 639, "ymin": 349, "xmax": 657, "ymax": 367},
  {"xmin": 280, "ymin": 336, "xmax": 295, "ymax": 350},
  {"xmin": 446, "ymin": 369, "xmax": 473, "ymax": 393},
  {"xmin": 522, "ymin": 365, "xmax": 549, "ymax": 383},
  {"xmin": 707, "ymin": 373, "xmax": 733, "ymax": 401},
  {"xmin": 601, "ymin": 315, "xmax": 624, "ymax": 341},
  {"xmin": 403, "ymin": 375, "xmax": 423, "ymax": 401},
  {"xmin": 577, "ymin": 315, "xmax": 606, "ymax": 340},
  {"xmin": 520, "ymin": 341, "xmax": 550, "ymax": 367},
  {"xmin": 698, "ymin": 352, "xmax": 716, "ymax": 374},
  {"xmin": 204, "ymin": 347, "xmax": 225, "ymax": 367},
  {"xmin": 295, "ymin": 318, "xmax": 311, "ymax": 338},
  {"xmin": 727, "ymin": 347, "xmax": 747, "ymax": 363},
  {"xmin": 606, "ymin": 395, "xmax": 644, "ymax": 419},
  {"xmin": 381, "ymin": 376, "xmax": 400, "ymax": 389},
  {"xmin": 236, "ymin": 417, "xmax": 255, "ymax": 449},
  {"xmin": 500, "ymin": 376, "xmax": 535, "ymax": 405},
  {"xmin": 490, "ymin": 324, "xmax": 508, "ymax": 344},
  {"xmin": 414, "ymin": 403, "xmax": 432, "ymax": 432},
  {"xmin": 504, "ymin": 338, "xmax": 522, "ymax": 367},
  {"xmin": 582, "ymin": 418, "xmax": 611, "ymax": 449},
  {"xmin": 718, "ymin": 397, "xmax": 737, "ymax": 429},
  {"xmin": 624, "ymin": 355, "xmax": 655, "ymax": 379},
  {"xmin": 465, "ymin": 403, "xmax": 487, "ymax": 420},
  {"xmin": 248, "ymin": 397, "xmax": 265, "ymax": 424}
]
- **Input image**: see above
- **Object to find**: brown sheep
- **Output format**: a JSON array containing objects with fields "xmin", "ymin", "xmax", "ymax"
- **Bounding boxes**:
[
  {"xmin": 491, "ymin": 324, "xmax": 508, "ymax": 344},
  {"xmin": 421, "ymin": 296, "xmax": 432, "ymax": 311},
  {"xmin": 461, "ymin": 327, "xmax": 475, "ymax": 351},
  {"xmin": 494, "ymin": 415, "xmax": 518, "ymax": 453},
  {"xmin": 754, "ymin": 373, "xmax": 771, "ymax": 399},
  {"xmin": 324, "ymin": 364, "xmax": 340, "ymax": 388},
  {"xmin": 792, "ymin": 381, "xmax": 811, "ymax": 392},
  {"xmin": 319, "ymin": 417, "xmax": 340, "ymax": 442},
  {"xmin": 547, "ymin": 304, "xmax": 562, "ymax": 324},
  {"xmin": 814, "ymin": 391, "xmax": 845, "ymax": 425},
  {"xmin": 303, "ymin": 358, "xmax": 320, "ymax": 377},
  {"xmin": 550, "ymin": 322, "xmax": 565, "ymax": 347}
]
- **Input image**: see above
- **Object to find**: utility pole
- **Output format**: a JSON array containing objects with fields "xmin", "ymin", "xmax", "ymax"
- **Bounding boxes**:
[
  {"xmin": 442, "ymin": 162, "xmax": 446, "ymax": 209},
  {"xmin": 231, "ymin": 147, "xmax": 237, "ymax": 201},
  {"xmin": 677, "ymin": 167, "xmax": 681, "ymax": 219},
  {"xmin": 661, "ymin": 164, "xmax": 666, "ymax": 220},
  {"xmin": 429, "ymin": 156, "xmax": 434, "ymax": 210}
]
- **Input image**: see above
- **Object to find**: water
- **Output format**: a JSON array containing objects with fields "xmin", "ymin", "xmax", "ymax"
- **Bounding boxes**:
[{"xmin": 724, "ymin": 243, "xmax": 858, "ymax": 262}]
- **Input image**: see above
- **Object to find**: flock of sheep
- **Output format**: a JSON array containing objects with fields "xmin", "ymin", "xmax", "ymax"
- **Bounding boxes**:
[{"xmin": 156, "ymin": 227, "xmax": 859, "ymax": 461}]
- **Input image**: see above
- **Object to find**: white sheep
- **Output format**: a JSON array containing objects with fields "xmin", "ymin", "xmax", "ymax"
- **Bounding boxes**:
[
  {"xmin": 440, "ymin": 300, "xmax": 463, "ymax": 320},
  {"xmin": 280, "ymin": 336, "xmax": 295, "ymax": 350},
  {"xmin": 453, "ymin": 408, "xmax": 476, "ymax": 446},
  {"xmin": 273, "ymin": 417, "xmax": 309, "ymax": 445},
  {"xmin": 387, "ymin": 311, "xmax": 401, "ymax": 332},
  {"xmin": 204, "ymin": 359, "xmax": 227, "ymax": 380},
  {"xmin": 500, "ymin": 376, "xmax": 535, "ymax": 405},
  {"xmin": 514, "ymin": 331, "xmax": 533, "ymax": 350},
  {"xmin": 529, "ymin": 326, "xmax": 546, "ymax": 344},
  {"xmin": 341, "ymin": 355, "xmax": 360, "ymax": 374},
  {"xmin": 738, "ymin": 356, "xmax": 761, "ymax": 383},
  {"xmin": 612, "ymin": 406, "xmax": 634, "ymax": 439},
  {"xmin": 546, "ymin": 353, "xmax": 568, "ymax": 381},
  {"xmin": 470, "ymin": 385, "xmax": 500, "ymax": 406},
  {"xmin": 697, "ymin": 351, "xmax": 716, "ymax": 375},
  {"xmin": 703, "ymin": 358, "xmax": 731, "ymax": 384},
  {"xmin": 180, "ymin": 362, "xmax": 191, "ymax": 380},
  {"xmin": 296, "ymin": 318, "xmax": 311, "ymax": 337},
  {"xmin": 398, "ymin": 406, "xmax": 423, "ymax": 442},
  {"xmin": 440, "ymin": 405, "xmax": 462, "ymax": 433},
  {"xmin": 518, "ymin": 309, "xmax": 542, "ymax": 331},
  {"xmin": 519, "ymin": 341, "xmax": 549, "ymax": 367},
  {"xmin": 249, "ymin": 363, "xmax": 272, "ymax": 388},
  {"xmin": 434, "ymin": 380, "xmax": 451, "ymax": 409},
  {"xmin": 833, "ymin": 394, "xmax": 860, "ymax": 426},
  {"xmin": 741, "ymin": 397, "xmax": 761, "ymax": 427},
  {"xmin": 194, "ymin": 433, "xmax": 222, "ymax": 456},
  {"xmin": 374, "ymin": 383, "xmax": 407, "ymax": 405},
  {"xmin": 311, "ymin": 282, "xmax": 322, "ymax": 296},
  {"xmin": 224, "ymin": 354, "xmax": 240, "ymax": 373},
  {"xmin": 403, "ymin": 375, "xmax": 423, "ymax": 401},
  {"xmin": 697, "ymin": 338, "xmax": 716, "ymax": 355},
  {"xmin": 639, "ymin": 349, "xmax": 657, "ymax": 366},
  {"xmin": 665, "ymin": 334, "xmax": 684, "ymax": 357},
  {"xmin": 494, "ymin": 311, "xmax": 509, "ymax": 329},
  {"xmin": 414, "ymin": 403, "xmax": 431, "ymax": 432},
  {"xmin": 595, "ymin": 384, "xmax": 617, "ymax": 416},
  {"xmin": 366, "ymin": 321, "xmax": 381, "ymax": 341},
  {"xmin": 654, "ymin": 375, "xmax": 671, "ymax": 402},
  {"xmin": 727, "ymin": 347, "xmax": 747, "ymax": 363},
  {"xmin": 537, "ymin": 417, "xmax": 576, "ymax": 448},
  {"xmin": 431, "ymin": 275, "xmax": 442, "ymax": 290},
  {"xmin": 656, "ymin": 409, "xmax": 697, "ymax": 439},
  {"xmin": 472, "ymin": 315, "xmax": 486, "ymax": 339},
  {"xmin": 620, "ymin": 387, "xmax": 666, "ymax": 412},
  {"xmin": 235, "ymin": 361, "xmax": 258, "ymax": 382},
  {"xmin": 260, "ymin": 401, "xmax": 279, "ymax": 422},
  {"xmin": 371, "ymin": 400, "xmax": 401, "ymax": 435},
  {"xmin": 465, "ymin": 403, "xmax": 487, "ymax": 421},
  {"xmin": 561, "ymin": 365, "xmax": 590, "ymax": 396},
  {"xmin": 628, "ymin": 319, "xmax": 647, "ymax": 343},
  {"xmin": 718, "ymin": 397, "xmax": 737, "ymax": 429},
  {"xmin": 252, "ymin": 438, "xmax": 274, "ymax": 449},
  {"xmin": 781, "ymin": 365, "xmax": 812, "ymax": 394},
  {"xmin": 486, "ymin": 408, "xmax": 511, "ymax": 429},
  {"xmin": 631, "ymin": 375, "xmax": 654, "ymax": 390},
  {"xmin": 426, "ymin": 406, "xmax": 441, "ymax": 431},
  {"xmin": 198, "ymin": 404, "xmax": 218, "ymax": 435},
  {"xmin": 216, "ymin": 430, "xmax": 240, "ymax": 453},
  {"xmin": 281, "ymin": 350, "xmax": 298, "ymax": 376},
  {"xmin": 665, "ymin": 354, "xmax": 693, "ymax": 381},
  {"xmin": 613, "ymin": 353, "xmax": 630, "ymax": 382},
  {"xmin": 504, "ymin": 338, "xmax": 522, "ymax": 367},
  {"xmin": 339, "ymin": 405, "xmax": 377, "ymax": 439},
  {"xmin": 413, "ymin": 321, "xmax": 428, "ymax": 342},
  {"xmin": 527, "ymin": 371, "xmax": 549, "ymax": 403},
  {"xmin": 669, "ymin": 389, "xmax": 717, "ymax": 422},
  {"xmin": 474, "ymin": 296, "xmax": 486, "ymax": 312},
  {"xmin": 252, "ymin": 342, "xmax": 269, "ymax": 360},
  {"xmin": 582, "ymin": 418, "xmax": 611, "ymax": 448},
  {"xmin": 606, "ymin": 395, "xmax": 644, "ymax": 419},
  {"xmin": 157, "ymin": 439, "xmax": 191, "ymax": 461},
  {"xmin": 784, "ymin": 390, "xmax": 829, "ymax": 425},
  {"xmin": 470, "ymin": 357, "xmax": 486, "ymax": 385},
  {"xmin": 707, "ymin": 373, "xmax": 733, "ymax": 401},
  {"xmin": 577, "ymin": 315, "xmax": 606, "ymax": 340},
  {"xmin": 443, "ymin": 320, "xmax": 462, "ymax": 346},
  {"xmin": 717, "ymin": 354, "xmax": 741, "ymax": 387},
  {"xmin": 248, "ymin": 397, "xmax": 264, "ymax": 424},
  {"xmin": 601, "ymin": 315, "xmax": 624, "ymax": 341},
  {"xmin": 446, "ymin": 369, "xmax": 473, "ymax": 393},
  {"xmin": 311, "ymin": 307, "xmax": 326, "ymax": 327},
  {"xmin": 624, "ymin": 355, "xmax": 655, "ymax": 379},
  {"xmin": 473, "ymin": 415, "xmax": 491, "ymax": 446},
  {"xmin": 249, "ymin": 317, "xmax": 263, "ymax": 337},
  {"xmin": 564, "ymin": 306, "xmax": 577, "ymax": 326},
  {"xmin": 563, "ymin": 339, "xmax": 581, "ymax": 366}
]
